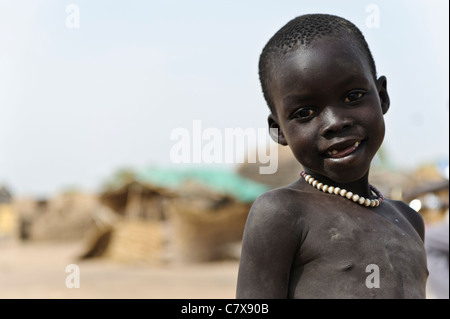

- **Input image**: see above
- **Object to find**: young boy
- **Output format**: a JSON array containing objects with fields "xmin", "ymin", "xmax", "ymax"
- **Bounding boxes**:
[{"xmin": 236, "ymin": 14, "xmax": 428, "ymax": 299}]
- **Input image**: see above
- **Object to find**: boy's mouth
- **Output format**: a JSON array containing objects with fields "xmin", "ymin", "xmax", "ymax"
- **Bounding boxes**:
[{"xmin": 325, "ymin": 140, "xmax": 362, "ymax": 159}]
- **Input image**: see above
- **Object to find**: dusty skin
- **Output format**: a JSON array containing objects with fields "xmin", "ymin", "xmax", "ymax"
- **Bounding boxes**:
[{"xmin": 0, "ymin": 240, "xmax": 239, "ymax": 299}]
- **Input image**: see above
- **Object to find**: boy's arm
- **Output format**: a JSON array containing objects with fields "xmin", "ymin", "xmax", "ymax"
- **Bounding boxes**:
[{"xmin": 236, "ymin": 191, "xmax": 302, "ymax": 299}]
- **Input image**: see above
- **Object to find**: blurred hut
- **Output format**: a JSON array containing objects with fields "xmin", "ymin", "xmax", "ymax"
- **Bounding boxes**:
[
  {"xmin": 12, "ymin": 192, "xmax": 116, "ymax": 242},
  {"xmin": 99, "ymin": 181, "xmax": 174, "ymax": 221},
  {"xmin": 81, "ymin": 166, "xmax": 269, "ymax": 264},
  {"xmin": 148, "ymin": 167, "xmax": 269, "ymax": 263},
  {"xmin": 82, "ymin": 180, "xmax": 174, "ymax": 265}
]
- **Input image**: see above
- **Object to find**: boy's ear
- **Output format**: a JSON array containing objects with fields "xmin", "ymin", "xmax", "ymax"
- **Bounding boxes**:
[
  {"xmin": 376, "ymin": 75, "xmax": 390, "ymax": 114},
  {"xmin": 268, "ymin": 114, "xmax": 288, "ymax": 146}
]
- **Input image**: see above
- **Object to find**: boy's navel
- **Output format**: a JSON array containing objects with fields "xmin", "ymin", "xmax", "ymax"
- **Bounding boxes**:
[{"xmin": 341, "ymin": 262, "xmax": 354, "ymax": 271}]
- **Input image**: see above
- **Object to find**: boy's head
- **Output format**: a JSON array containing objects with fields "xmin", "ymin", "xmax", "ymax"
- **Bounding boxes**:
[
  {"xmin": 260, "ymin": 13, "xmax": 390, "ymax": 183},
  {"xmin": 259, "ymin": 14, "xmax": 377, "ymax": 114}
]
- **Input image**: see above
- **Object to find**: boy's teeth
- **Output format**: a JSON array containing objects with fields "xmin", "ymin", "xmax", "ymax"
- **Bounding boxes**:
[{"xmin": 327, "ymin": 141, "xmax": 361, "ymax": 156}]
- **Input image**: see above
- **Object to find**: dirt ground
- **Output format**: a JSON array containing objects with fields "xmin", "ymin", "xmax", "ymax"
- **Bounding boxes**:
[
  {"xmin": 2, "ymin": 238, "xmax": 441, "ymax": 299},
  {"xmin": 0, "ymin": 239, "xmax": 240, "ymax": 299}
]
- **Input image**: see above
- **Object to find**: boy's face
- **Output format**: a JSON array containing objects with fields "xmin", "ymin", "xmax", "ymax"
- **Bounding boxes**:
[{"xmin": 268, "ymin": 37, "xmax": 389, "ymax": 183}]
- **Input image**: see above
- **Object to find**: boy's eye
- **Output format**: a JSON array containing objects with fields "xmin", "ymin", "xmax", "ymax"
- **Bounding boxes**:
[
  {"xmin": 344, "ymin": 92, "xmax": 364, "ymax": 103},
  {"xmin": 294, "ymin": 108, "xmax": 315, "ymax": 119}
]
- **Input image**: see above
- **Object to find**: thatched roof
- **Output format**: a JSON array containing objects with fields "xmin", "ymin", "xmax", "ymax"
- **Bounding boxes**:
[
  {"xmin": 135, "ymin": 166, "xmax": 270, "ymax": 203},
  {"xmin": 99, "ymin": 181, "xmax": 174, "ymax": 215}
]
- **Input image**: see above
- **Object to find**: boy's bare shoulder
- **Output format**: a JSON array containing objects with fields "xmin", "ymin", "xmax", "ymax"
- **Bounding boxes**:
[
  {"xmin": 385, "ymin": 198, "xmax": 426, "ymax": 241},
  {"xmin": 250, "ymin": 183, "xmax": 306, "ymax": 216},
  {"xmin": 245, "ymin": 182, "xmax": 310, "ymax": 232}
]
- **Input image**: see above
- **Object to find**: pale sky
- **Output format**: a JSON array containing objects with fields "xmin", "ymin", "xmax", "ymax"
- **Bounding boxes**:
[{"xmin": 0, "ymin": 0, "xmax": 448, "ymax": 197}]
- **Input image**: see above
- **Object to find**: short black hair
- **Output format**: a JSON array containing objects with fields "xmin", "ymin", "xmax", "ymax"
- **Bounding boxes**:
[{"xmin": 259, "ymin": 13, "xmax": 377, "ymax": 113}]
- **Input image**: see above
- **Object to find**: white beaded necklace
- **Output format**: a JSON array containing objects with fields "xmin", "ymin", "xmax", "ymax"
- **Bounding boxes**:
[{"xmin": 300, "ymin": 171, "xmax": 384, "ymax": 207}]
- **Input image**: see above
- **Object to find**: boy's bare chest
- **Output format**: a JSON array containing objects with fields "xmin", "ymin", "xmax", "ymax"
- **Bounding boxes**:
[
  {"xmin": 289, "ymin": 205, "xmax": 427, "ymax": 298},
  {"xmin": 304, "ymin": 209, "xmax": 422, "ymax": 261}
]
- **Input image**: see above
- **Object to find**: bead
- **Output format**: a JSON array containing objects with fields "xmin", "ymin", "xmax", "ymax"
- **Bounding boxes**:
[{"xmin": 299, "ymin": 171, "xmax": 383, "ymax": 208}]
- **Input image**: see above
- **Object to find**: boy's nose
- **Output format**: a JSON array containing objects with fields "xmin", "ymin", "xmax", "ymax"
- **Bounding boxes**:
[{"xmin": 319, "ymin": 106, "xmax": 353, "ymax": 137}]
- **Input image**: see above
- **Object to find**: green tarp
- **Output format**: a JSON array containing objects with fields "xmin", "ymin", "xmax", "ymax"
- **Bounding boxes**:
[{"xmin": 136, "ymin": 166, "xmax": 269, "ymax": 203}]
